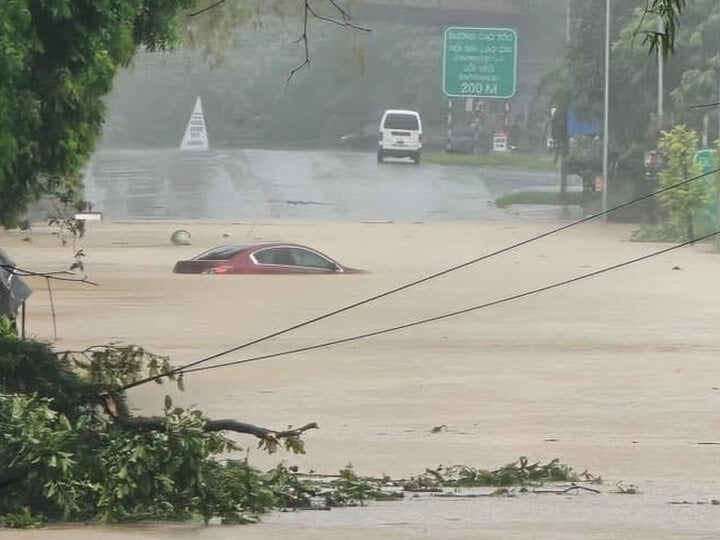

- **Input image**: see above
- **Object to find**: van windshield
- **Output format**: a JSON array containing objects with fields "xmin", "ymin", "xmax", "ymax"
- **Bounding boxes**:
[{"xmin": 383, "ymin": 114, "xmax": 419, "ymax": 130}]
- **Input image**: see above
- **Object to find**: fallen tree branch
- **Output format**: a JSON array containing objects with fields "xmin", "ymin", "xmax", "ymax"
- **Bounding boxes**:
[
  {"xmin": 206, "ymin": 419, "xmax": 318, "ymax": 439},
  {"xmin": 533, "ymin": 484, "xmax": 601, "ymax": 495},
  {"xmin": 431, "ymin": 492, "xmax": 496, "ymax": 498},
  {"xmin": 1, "ymin": 264, "xmax": 97, "ymax": 286},
  {"xmin": 112, "ymin": 413, "xmax": 318, "ymax": 441}
]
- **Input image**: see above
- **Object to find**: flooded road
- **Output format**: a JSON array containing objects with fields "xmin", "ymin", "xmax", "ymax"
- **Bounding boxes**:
[
  {"xmin": 4, "ymin": 218, "xmax": 720, "ymax": 539},
  {"xmin": 10, "ymin": 484, "xmax": 720, "ymax": 539},
  {"xmin": 83, "ymin": 149, "xmax": 556, "ymax": 221}
]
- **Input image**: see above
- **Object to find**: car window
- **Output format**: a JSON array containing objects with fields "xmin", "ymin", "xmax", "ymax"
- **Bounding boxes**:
[
  {"xmin": 253, "ymin": 247, "xmax": 296, "ymax": 266},
  {"xmin": 290, "ymin": 248, "xmax": 337, "ymax": 270},
  {"xmin": 194, "ymin": 245, "xmax": 246, "ymax": 260},
  {"xmin": 383, "ymin": 114, "xmax": 419, "ymax": 131}
]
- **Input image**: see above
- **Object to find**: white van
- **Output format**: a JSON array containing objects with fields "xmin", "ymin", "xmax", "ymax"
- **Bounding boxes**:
[{"xmin": 377, "ymin": 109, "xmax": 422, "ymax": 164}]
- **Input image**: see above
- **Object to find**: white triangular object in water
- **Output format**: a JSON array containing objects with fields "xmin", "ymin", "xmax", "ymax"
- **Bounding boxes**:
[{"xmin": 180, "ymin": 96, "xmax": 209, "ymax": 151}]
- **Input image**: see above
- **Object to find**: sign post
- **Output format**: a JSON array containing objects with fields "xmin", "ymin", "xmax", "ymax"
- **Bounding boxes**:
[{"xmin": 442, "ymin": 27, "xmax": 518, "ymax": 99}]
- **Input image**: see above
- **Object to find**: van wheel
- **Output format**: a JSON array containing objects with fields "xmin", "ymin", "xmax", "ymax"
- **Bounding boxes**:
[
  {"xmin": 412, "ymin": 152, "xmax": 421, "ymax": 165},
  {"xmin": 377, "ymin": 151, "xmax": 384, "ymax": 164}
]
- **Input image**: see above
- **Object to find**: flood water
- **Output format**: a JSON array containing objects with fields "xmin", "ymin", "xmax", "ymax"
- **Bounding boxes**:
[
  {"xmin": 5, "ymin": 216, "xmax": 720, "ymax": 539},
  {"xmin": 83, "ymin": 149, "xmax": 558, "ymax": 221}
]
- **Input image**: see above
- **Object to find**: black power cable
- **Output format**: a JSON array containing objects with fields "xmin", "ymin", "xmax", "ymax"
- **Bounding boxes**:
[
  {"xmin": 118, "ymin": 166, "xmax": 720, "ymax": 392},
  {"xmin": 179, "ymin": 230, "xmax": 720, "ymax": 376}
]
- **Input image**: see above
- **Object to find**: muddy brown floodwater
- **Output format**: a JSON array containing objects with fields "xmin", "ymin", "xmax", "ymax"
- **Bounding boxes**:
[{"xmin": 3, "ymin": 219, "xmax": 720, "ymax": 539}]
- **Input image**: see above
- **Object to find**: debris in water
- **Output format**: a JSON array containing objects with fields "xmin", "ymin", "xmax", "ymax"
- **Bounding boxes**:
[{"xmin": 171, "ymin": 229, "xmax": 192, "ymax": 246}]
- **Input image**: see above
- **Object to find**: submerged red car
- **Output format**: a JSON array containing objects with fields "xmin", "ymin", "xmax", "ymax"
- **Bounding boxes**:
[{"xmin": 173, "ymin": 243, "xmax": 364, "ymax": 275}]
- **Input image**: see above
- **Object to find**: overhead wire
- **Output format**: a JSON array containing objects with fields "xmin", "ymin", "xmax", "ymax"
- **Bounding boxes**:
[
  {"xmin": 118, "ymin": 165, "xmax": 720, "ymax": 392},
  {"xmin": 178, "ymin": 229, "xmax": 720, "ymax": 376}
]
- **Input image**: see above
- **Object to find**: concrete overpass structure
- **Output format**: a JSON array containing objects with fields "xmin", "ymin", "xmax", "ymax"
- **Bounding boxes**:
[
  {"xmin": 349, "ymin": 0, "xmax": 565, "ymax": 26},
  {"xmin": 356, "ymin": 0, "xmax": 536, "ymax": 14},
  {"xmin": 349, "ymin": 0, "xmax": 567, "ymax": 79},
  {"xmin": 359, "ymin": 0, "xmax": 518, "ymax": 9}
]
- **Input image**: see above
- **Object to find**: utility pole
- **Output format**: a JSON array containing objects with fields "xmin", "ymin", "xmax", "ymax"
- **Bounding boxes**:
[
  {"xmin": 560, "ymin": 0, "xmax": 571, "ymax": 208},
  {"xmin": 566, "ymin": 0, "xmax": 571, "ymax": 45},
  {"xmin": 602, "ymin": 0, "xmax": 610, "ymax": 217},
  {"xmin": 657, "ymin": 18, "xmax": 664, "ymax": 128},
  {"xmin": 717, "ymin": 54, "xmax": 720, "ymax": 142}
]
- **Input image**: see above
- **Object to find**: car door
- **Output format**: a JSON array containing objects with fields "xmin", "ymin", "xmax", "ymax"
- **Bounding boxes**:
[
  {"xmin": 251, "ymin": 246, "xmax": 340, "ymax": 273},
  {"xmin": 288, "ymin": 247, "xmax": 339, "ymax": 273},
  {"xmin": 251, "ymin": 247, "xmax": 299, "ymax": 273}
]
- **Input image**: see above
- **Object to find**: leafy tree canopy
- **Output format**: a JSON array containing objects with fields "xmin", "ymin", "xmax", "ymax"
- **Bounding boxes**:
[
  {"xmin": 645, "ymin": 0, "xmax": 686, "ymax": 56},
  {"xmin": 0, "ymin": 0, "xmax": 196, "ymax": 227},
  {"xmin": 541, "ymin": 0, "xmax": 717, "ymax": 190}
]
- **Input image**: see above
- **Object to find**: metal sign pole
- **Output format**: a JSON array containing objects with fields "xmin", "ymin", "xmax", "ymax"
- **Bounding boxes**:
[
  {"xmin": 657, "ymin": 17, "xmax": 664, "ymax": 128},
  {"xmin": 602, "ymin": 0, "xmax": 611, "ymax": 217},
  {"xmin": 446, "ymin": 100, "xmax": 453, "ymax": 152}
]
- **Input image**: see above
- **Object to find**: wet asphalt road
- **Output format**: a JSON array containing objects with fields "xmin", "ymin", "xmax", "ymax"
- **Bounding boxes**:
[{"xmin": 83, "ymin": 149, "xmax": 558, "ymax": 221}]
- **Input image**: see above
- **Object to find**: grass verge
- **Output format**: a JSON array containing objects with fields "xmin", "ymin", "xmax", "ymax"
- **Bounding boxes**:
[
  {"xmin": 424, "ymin": 151, "xmax": 557, "ymax": 171},
  {"xmin": 495, "ymin": 190, "xmax": 584, "ymax": 208}
]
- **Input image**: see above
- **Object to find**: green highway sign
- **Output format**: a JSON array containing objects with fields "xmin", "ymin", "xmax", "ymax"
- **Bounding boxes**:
[{"xmin": 442, "ymin": 27, "xmax": 517, "ymax": 99}]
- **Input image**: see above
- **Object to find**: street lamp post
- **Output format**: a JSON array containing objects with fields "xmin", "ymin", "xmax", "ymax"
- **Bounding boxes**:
[{"xmin": 602, "ymin": 0, "xmax": 610, "ymax": 217}]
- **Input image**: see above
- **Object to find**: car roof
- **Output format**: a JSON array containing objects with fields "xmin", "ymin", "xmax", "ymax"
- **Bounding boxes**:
[
  {"xmin": 383, "ymin": 109, "xmax": 420, "ymax": 116},
  {"xmin": 201, "ymin": 242, "xmax": 324, "ymax": 252},
  {"xmin": 245, "ymin": 242, "xmax": 315, "ymax": 250},
  {"xmin": 192, "ymin": 242, "xmax": 333, "ymax": 261}
]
